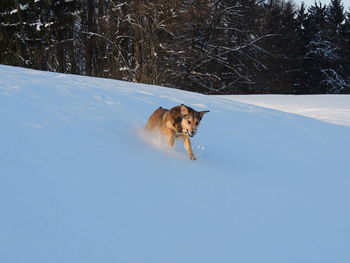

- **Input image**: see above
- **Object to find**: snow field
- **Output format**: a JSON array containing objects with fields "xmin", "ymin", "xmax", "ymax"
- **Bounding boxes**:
[{"xmin": 0, "ymin": 65, "xmax": 350, "ymax": 263}]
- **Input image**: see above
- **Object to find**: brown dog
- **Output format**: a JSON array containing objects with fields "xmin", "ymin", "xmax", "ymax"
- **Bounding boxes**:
[{"xmin": 145, "ymin": 104, "xmax": 209, "ymax": 160}]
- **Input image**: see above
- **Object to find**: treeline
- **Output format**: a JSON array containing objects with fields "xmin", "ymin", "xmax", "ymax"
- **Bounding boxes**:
[{"xmin": 1, "ymin": 0, "xmax": 350, "ymax": 94}]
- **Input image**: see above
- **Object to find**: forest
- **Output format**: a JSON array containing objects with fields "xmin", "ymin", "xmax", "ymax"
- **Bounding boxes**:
[{"xmin": 1, "ymin": 0, "xmax": 350, "ymax": 94}]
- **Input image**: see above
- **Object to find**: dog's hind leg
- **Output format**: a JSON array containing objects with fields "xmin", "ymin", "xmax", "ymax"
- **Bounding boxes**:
[{"xmin": 161, "ymin": 128, "xmax": 175, "ymax": 147}]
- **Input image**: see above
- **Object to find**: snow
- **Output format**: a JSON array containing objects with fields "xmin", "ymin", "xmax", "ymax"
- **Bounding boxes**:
[
  {"xmin": 0, "ymin": 65, "xmax": 350, "ymax": 263},
  {"xmin": 220, "ymin": 95, "xmax": 350, "ymax": 127},
  {"xmin": 10, "ymin": 9, "xmax": 18, "ymax": 14},
  {"xmin": 19, "ymin": 4, "xmax": 29, "ymax": 11},
  {"xmin": 35, "ymin": 20, "xmax": 43, "ymax": 31}
]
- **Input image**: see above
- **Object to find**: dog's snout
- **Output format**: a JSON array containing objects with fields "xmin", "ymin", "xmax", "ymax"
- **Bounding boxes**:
[{"xmin": 190, "ymin": 130, "xmax": 196, "ymax": 137}]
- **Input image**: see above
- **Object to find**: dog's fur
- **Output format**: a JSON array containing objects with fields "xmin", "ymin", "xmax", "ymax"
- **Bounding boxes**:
[{"xmin": 145, "ymin": 104, "xmax": 209, "ymax": 160}]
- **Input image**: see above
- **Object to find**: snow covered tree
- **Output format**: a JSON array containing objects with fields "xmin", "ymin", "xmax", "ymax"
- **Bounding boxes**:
[
  {"xmin": 325, "ymin": 0, "xmax": 349, "ymax": 93},
  {"xmin": 48, "ymin": 0, "xmax": 80, "ymax": 73},
  {"xmin": 0, "ymin": 0, "xmax": 34, "ymax": 66},
  {"xmin": 1, "ymin": 0, "xmax": 349, "ymax": 94},
  {"xmin": 128, "ymin": 0, "xmax": 184, "ymax": 85},
  {"xmin": 302, "ymin": 1, "xmax": 348, "ymax": 93},
  {"xmin": 339, "ymin": 9, "xmax": 350, "ymax": 93},
  {"xmin": 0, "ymin": 0, "xmax": 79, "ymax": 72},
  {"xmin": 173, "ymin": 0, "xmax": 280, "ymax": 94}
]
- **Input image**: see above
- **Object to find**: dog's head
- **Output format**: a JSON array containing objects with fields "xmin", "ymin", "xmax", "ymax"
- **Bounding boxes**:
[{"xmin": 179, "ymin": 104, "xmax": 209, "ymax": 137}]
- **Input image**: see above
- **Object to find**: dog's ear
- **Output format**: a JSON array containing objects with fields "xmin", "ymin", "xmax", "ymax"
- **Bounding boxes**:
[
  {"xmin": 198, "ymin": 110, "xmax": 209, "ymax": 119},
  {"xmin": 180, "ymin": 104, "xmax": 189, "ymax": 115}
]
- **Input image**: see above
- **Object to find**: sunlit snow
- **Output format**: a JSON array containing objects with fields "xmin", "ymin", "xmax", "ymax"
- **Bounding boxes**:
[{"xmin": 1, "ymin": 65, "xmax": 349, "ymax": 263}]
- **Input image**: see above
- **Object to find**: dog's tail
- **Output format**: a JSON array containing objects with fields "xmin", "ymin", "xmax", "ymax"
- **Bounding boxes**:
[{"xmin": 145, "ymin": 118, "xmax": 153, "ymax": 131}]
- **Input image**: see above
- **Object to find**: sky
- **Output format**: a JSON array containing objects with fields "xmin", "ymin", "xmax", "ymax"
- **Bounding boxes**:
[{"xmin": 293, "ymin": 0, "xmax": 350, "ymax": 10}]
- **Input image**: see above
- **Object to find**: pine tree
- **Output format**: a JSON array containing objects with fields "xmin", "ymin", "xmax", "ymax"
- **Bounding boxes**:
[
  {"xmin": 324, "ymin": 0, "xmax": 349, "ymax": 93},
  {"xmin": 255, "ymin": 0, "xmax": 300, "ymax": 94},
  {"xmin": 339, "ymin": 8, "xmax": 350, "ymax": 92},
  {"xmin": 327, "ymin": 0, "xmax": 345, "ymax": 39},
  {"xmin": 302, "ymin": 1, "xmax": 347, "ymax": 93}
]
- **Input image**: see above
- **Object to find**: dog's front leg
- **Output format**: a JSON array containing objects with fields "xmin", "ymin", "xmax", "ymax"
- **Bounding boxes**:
[{"xmin": 183, "ymin": 137, "xmax": 196, "ymax": 160}]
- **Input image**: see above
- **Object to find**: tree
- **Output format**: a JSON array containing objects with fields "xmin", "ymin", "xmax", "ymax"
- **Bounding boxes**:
[
  {"xmin": 1, "ymin": 0, "xmax": 349, "ymax": 94},
  {"xmin": 0, "ymin": 0, "xmax": 79, "ymax": 72},
  {"xmin": 339, "ymin": 8, "xmax": 350, "ymax": 92},
  {"xmin": 327, "ymin": 0, "xmax": 345, "ymax": 39},
  {"xmin": 301, "ymin": 1, "xmax": 349, "ymax": 93},
  {"xmin": 174, "ymin": 0, "xmax": 280, "ymax": 94},
  {"xmin": 49, "ymin": 0, "xmax": 80, "ymax": 73},
  {"xmin": 294, "ymin": 2, "xmax": 310, "ymax": 93},
  {"xmin": 253, "ymin": 0, "xmax": 302, "ymax": 94},
  {"xmin": 0, "ymin": 0, "xmax": 37, "ymax": 67}
]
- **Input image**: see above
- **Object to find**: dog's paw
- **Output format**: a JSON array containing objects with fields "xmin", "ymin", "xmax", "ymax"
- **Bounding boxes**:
[{"xmin": 190, "ymin": 155, "xmax": 197, "ymax": 160}]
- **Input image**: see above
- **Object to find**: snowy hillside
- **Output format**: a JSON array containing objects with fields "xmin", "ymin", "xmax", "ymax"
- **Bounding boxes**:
[
  {"xmin": 220, "ymin": 94, "xmax": 350, "ymax": 127},
  {"xmin": 1, "ymin": 65, "xmax": 350, "ymax": 263}
]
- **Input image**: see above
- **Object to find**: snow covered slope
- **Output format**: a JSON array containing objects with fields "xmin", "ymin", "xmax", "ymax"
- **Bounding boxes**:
[
  {"xmin": 1, "ymin": 65, "xmax": 350, "ymax": 263},
  {"xmin": 220, "ymin": 95, "xmax": 350, "ymax": 127}
]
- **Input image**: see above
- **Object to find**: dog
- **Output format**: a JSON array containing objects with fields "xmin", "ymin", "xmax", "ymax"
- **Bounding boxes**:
[{"xmin": 145, "ymin": 104, "xmax": 209, "ymax": 160}]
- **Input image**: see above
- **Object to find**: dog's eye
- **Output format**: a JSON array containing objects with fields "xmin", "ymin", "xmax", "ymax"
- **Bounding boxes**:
[
  {"xmin": 196, "ymin": 121, "xmax": 199, "ymax": 125},
  {"xmin": 188, "ymin": 120, "xmax": 191, "ymax": 124}
]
